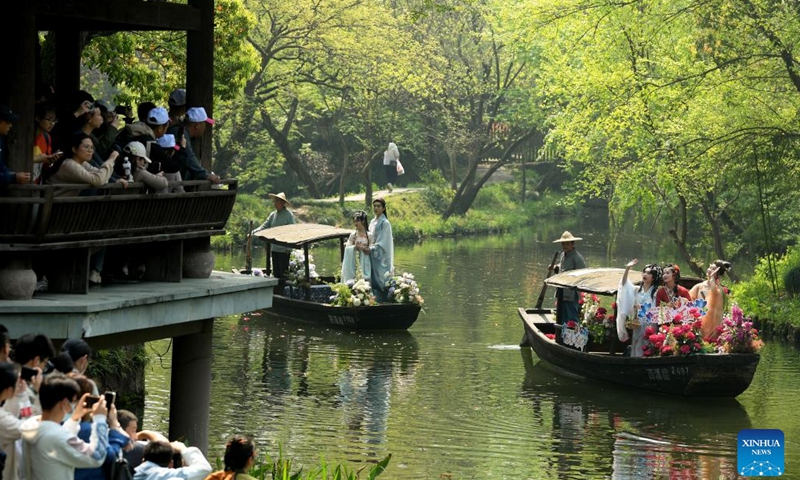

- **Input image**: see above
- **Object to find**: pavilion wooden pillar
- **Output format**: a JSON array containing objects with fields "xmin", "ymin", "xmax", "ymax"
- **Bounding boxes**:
[
  {"xmin": 187, "ymin": 0, "xmax": 215, "ymax": 171},
  {"xmin": 2, "ymin": 0, "xmax": 37, "ymax": 173},
  {"xmin": 54, "ymin": 30, "xmax": 82, "ymax": 98}
]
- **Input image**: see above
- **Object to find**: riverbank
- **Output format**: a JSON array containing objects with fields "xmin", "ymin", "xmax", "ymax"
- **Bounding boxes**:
[{"xmin": 214, "ymin": 177, "xmax": 579, "ymax": 251}]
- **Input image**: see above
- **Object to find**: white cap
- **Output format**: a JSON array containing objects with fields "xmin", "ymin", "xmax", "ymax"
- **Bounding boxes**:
[{"xmin": 123, "ymin": 141, "xmax": 152, "ymax": 163}]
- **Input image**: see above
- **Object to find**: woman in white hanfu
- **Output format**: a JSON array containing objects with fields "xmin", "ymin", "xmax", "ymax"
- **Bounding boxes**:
[
  {"xmin": 341, "ymin": 210, "xmax": 373, "ymax": 282},
  {"xmin": 368, "ymin": 197, "xmax": 394, "ymax": 302},
  {"xmin": 617, "ymin": 259, "xmax": 661, "ymax": 357}
]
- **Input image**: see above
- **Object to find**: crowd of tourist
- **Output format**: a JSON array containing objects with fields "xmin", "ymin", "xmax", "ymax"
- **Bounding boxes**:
[
  {"xmin": 1, "ymin": 87, "xmax": 219, "ymax": 193},
  {"xmin": 0, "ymin": 326, "xmax": 258, "ymax": 480}
]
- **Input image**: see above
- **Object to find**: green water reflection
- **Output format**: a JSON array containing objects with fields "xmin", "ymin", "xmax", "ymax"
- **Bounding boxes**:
[{"xmin": 144, "ymin": 224, "xmax": 797, "ymax": 479}]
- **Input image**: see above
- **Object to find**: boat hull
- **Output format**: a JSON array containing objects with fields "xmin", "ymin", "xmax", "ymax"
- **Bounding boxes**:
[
  {"xmin": 518, "ymin": 307, "xmax": 760, "ymax": 397},
  {"xmin": 265, "ymin": 294, "xmax": 421, "ymax": 330}
]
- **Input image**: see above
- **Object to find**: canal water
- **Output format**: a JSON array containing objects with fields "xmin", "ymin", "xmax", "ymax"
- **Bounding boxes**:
[{"xmin": 142, "ymin": 215, "xmax": 800, "ymax": 479}]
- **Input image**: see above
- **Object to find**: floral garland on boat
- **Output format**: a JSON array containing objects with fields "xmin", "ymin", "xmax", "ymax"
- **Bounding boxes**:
[
  {"xmin": 285, "ymin": 249, "xmax": 320, "ymax": 288},
  {"xmin": 579, "ymin": 293, "xmax": 614, "ymax": 341},
  {"xmin": 385, "ymin": 271, "xmax": 424, "ymax": 305},
  {"xmin": 640, "ymin": 302, "xmax": 763, "ymax": 357},
  {"xmin": 329, "ymin": 278, "xmax": 376, "ymax": 307}
]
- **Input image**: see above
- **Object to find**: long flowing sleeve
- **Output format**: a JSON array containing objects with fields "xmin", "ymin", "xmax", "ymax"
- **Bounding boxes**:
[
  {"xmin": 615, "ymin": 281, "xmax": 634, "ymax": 342},
  {"xmin": 369, "ymin": 217, "xmax": 394, "ymax": 290}
]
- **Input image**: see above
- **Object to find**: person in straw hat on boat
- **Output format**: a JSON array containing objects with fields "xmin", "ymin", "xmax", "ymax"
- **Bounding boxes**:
[
  {"xmin": 252, "ymin": 192, "xmax": 296, "ymax": 279},
  {"xmin": 551, "ymin": 231, "xmax": 587, "ymax": 334}
]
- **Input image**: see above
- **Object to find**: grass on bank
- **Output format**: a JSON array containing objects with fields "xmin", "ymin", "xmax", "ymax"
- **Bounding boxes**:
[{"xmin": 213, "ymin": 172, "xmax": 577, "ymax": 251}]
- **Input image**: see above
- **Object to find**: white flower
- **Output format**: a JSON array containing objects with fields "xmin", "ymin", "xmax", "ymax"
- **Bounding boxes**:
[{"xmin": 353, "ymin": 298, "xmax": 361, "ymax": 306}]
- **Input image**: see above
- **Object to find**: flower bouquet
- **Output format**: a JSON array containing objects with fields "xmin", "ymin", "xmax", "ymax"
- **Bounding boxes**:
[
  {"xmin": 385, "ymin": 271, "xmax": 424, "ymax": 305},
  {"xmin": 641, "ymin": 320, "xmax": 715, "ymax": 357},
  {"xmin": 580, "ymin": 293, "xmax": 614, "ymax": 341},
  {"xmin": 285, "ymin": 249, "xmax": 320, "ymax": 288},
  {"xmin": 716, "ymin": 304, "xmax": 764, "ymax": 354},
  {"xmin": 329, "ymin": 278, "xmax": 376, "ymax": 307}
]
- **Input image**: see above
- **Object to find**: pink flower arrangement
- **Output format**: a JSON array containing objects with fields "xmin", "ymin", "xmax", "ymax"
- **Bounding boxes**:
[
  {"xmin": 642, "ymin": 320, "xmax": 709, "ymax": 357},
  {"xmin": 716, "ymin": 304, "xmax": 764, "ymax": 354}
]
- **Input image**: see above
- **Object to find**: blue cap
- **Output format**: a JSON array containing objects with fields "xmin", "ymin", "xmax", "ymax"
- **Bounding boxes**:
[
  {"xmin": 0, "ymin": 104, "xmax": 20, "ymax": 123},
  {"xmin": 147, "ymin": 107, "xmax": 169, "ymax": 126}
]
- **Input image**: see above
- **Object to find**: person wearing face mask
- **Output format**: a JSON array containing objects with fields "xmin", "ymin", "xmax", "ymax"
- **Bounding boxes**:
[{"xmin": 20, "ymin": 373, "xmax": 109, "ymax": 480}]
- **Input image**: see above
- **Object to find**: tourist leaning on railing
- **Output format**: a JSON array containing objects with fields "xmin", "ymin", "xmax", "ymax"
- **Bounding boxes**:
[{"xmin": 44, "ymin": 132, "xmax": 120, "ymax": 197}]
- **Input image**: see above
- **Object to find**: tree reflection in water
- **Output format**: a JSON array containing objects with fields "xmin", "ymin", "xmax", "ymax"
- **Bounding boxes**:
[{"xmin": 520, "ymin": 348, "xmax": 749, "ymax": 478}]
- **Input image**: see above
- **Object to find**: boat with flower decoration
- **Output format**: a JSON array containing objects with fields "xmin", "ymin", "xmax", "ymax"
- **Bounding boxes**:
[
  {"xmin": 238, "ymin": 223, "xmax": 422, "ymax": 330},
  {"xmin": 518, "ymin": 267, "xmax": 761, "ymax": 397}
]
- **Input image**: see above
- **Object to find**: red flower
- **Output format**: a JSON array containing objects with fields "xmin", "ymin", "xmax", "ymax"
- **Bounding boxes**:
[
  {"xmin": 644, "ymin": 326, "xmax": 656, "ymax": 336},
  {"xmin": 679, "ymin": 345, "xmax": 691, "ymax": 355},
  {"xmin": 660, "ymin": 345, "xmax": 674, "ymax": 356},
  {"xmin": 566, "ymin": 320, "xmax": 578, "ymax": 329},
  {"xmin": 686, "ymin": 331, "xmax": 696, "ymax": 341},
  {"xmin": 673, "ymin": 313, "xmax": 684, "ymax": 324},
  {"xmin": 611, "ymin": 302, "xmax": 617, "ymax": 309},
  {"xmin": 545, "ymin": 333, "xmax": 556, "ymax": 340},
  {"xmin": 591, "ymin": 294, "xmax": 599, "ymax": 303}
]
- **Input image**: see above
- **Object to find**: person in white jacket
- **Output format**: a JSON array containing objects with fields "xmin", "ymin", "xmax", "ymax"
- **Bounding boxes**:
[
  {"xmin": 133, "ymin": 440, "xmax": 211, "ymax": 480},
  {"xmin": 0, "ymin": 362, "xmax": 23, "ymax": 480},
  {"xmin": 20, "ymin": 373, "xmax": 109, "ymax": 480}
]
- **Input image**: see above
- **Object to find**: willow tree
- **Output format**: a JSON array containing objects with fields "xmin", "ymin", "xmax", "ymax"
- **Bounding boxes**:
[{"xmin": 505, "ymin": 0, "xmax": 800, "ymax": 273}]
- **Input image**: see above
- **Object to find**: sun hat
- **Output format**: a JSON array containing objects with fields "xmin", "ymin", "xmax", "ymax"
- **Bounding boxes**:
[
  {"xmin": 123, "ymin": 141, "xmax": 152, "ymax": 163},
  {"xmin": 147, "ymin": 107, "xmax": 170, "ymax": 126},
  {"xmin": 185, "ymin": 107, "xmax": 215, "ymax": 125},
  {"xmin": 156, "ymin": 133, "xmax": 179, "ymax": 150},
  {"xmin": 0, "ymin": 104, "xmax": 20, "ymax": 123},
  {"xmin": 168, "ymin": 88, "xmax": 187, "ymax": 107},
  {"xmin": 552, "ymin": 231, "xmax": 584, "ymax": 243},
  {"xmin": 268, "ymin": 192, "xmax": 291, "ymax": 206}
]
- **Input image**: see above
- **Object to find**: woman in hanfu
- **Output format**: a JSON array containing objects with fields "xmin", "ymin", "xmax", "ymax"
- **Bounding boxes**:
[
  {"xmin": 368, "ymin": 198, "xmax": 394, "ymax": 302},
  {"xmin": 691, "ymin": 260, "xmax": 730, "ymax": 340},
  {"xmin": 617, "ymin": 259, "xmax": 662, "ymax": 357},
  {"xmin": 656, "ymin": 264, "xmax": 691, "ymax": 307},
  {"xmin": 341, "ymin": 211, "xmax": 373, "ymax": 282}
]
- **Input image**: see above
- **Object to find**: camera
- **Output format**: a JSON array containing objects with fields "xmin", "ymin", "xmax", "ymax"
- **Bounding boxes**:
[
  {"xmin": 104, "ymin": 391, "xmax": 116, "ymax": 407},
  {"xmin": 84, "ymin": 395, "xmax": 101, "ymax": 408},
  {"xmin": 114, "ymin": 105, "xmax": 131, "ymax": 115}
]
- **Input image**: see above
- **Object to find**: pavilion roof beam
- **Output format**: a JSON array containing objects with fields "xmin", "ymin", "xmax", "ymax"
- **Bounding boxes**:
[{"xmin": 35, "ymin": 0, "xmax": 201, "ymax": 32}]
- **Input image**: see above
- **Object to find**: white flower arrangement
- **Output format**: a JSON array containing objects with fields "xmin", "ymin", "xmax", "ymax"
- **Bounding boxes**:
[
  {"xmin": 330, "ymin": 278, "xmax": 376, "ymax": 307},
  {"xmin": 385, "ymin": 271, "xmax": 424, "ymax": 305},
  {"xmin": 286, "ymin": 249, "xmax": 319, "ymax": 285}
]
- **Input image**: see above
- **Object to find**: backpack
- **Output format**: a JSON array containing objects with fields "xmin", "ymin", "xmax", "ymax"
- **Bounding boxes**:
[{"xmin": 104, "ymin": 451, "xmax": 133, "ymax": 480}]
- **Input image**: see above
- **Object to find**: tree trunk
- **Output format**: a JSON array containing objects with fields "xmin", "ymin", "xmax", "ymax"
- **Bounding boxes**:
[
  {"xmin": 260, "ymin": 100, "xmax": 322, "ymax": 198},
  {"xmin": 667, "ymin": 196, "xmax": 704, "ymax": 277},
  {"xmin": 337, "ymin": 131, "xmax": 349, "ymax": 206}
]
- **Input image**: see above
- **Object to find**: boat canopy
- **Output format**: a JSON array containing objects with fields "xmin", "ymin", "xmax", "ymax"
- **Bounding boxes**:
[
  {"xmin": 253, "ymin": 223, "xmax": 353, "ymax": 249},
  {"xmin": 544, "ymin": 268, "xmax": 642, "ymax": 295}
]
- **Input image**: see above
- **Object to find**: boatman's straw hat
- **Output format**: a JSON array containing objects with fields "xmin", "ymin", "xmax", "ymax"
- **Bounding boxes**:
[
  {"xmin": 268, "ymin": 192, "xmax": 291, "ymax": 206},
  {"xmin": 552, "ymin": 231, "xmax": 583, "ymax": 243}
]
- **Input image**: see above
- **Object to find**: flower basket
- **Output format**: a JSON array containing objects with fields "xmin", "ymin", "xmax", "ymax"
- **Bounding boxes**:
[{"xmin": 285, "ymin": 249, "xmax": 320, "ymax": 289}]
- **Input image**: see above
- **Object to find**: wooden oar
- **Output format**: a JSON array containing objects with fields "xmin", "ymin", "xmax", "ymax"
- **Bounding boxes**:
[
  {"xmin": 245, "ymin": 220, "xmax": 253, "ymax": 273},
  {"xmin": 534, "ymin": 251, "xmax": 561, "ymax": 309}
]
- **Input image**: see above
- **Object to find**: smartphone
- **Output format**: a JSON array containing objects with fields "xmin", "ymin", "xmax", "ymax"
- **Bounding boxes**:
[
  {"xmin": 104, "ymin": 391, "xmax": 116, "ymax": 407},
  {"xmin": 20, "ymin": 366, "xmax": 38, "ymax": 382},
  {"xmin": 84, "ymin": 395, "xmax": 101, "ymax": 408}
]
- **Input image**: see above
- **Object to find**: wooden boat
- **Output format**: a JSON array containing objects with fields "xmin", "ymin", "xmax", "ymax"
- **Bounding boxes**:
[
  {"xmin": 519, "ymin": 268, "xmax": 760, "ymax": 397},
  {"xmin": 242, "ymin": 223, "xmax": 421, "ymax": 330}
]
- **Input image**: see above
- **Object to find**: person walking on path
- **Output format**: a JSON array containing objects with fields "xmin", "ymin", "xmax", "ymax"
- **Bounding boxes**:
[
  {"xmin": 252, "ymin": 192, "xmax": 296, "ymax": 279},
  {"xmin": 550, "ymin": 231, "xmax": 586, "ymax": 333},
  {"xmin": 382, "ymin": 142, "xmax": 400, "ymax": 192}
]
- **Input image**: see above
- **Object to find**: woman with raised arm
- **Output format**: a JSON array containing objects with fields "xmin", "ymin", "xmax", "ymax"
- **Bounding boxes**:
[
  {"xmin": 694, "ymin": 261, "xmax": 730, "ymax": 340},
  {"xmin": 617, "ymin": 260, "xmax": 662, "ymax": 357}
]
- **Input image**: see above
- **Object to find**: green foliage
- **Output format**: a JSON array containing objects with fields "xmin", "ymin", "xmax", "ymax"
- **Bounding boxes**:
[
  {"xmin": 420, "ymin": 170, "xmax": 455, "ymax": 211},
  {"xmin": 785, "ymin": 267, "xmax": 800, "ymax": 296},
  {"xmin": 211, "ymin": 193, "xmax": 267, "ymax": 251},
  {"xmin": 734, "ymin": 246, "xmax": 800, "ymax": 326},
  {"xmin": 219, "ymin": 447, "xmax": 390, "ymax": 480}
]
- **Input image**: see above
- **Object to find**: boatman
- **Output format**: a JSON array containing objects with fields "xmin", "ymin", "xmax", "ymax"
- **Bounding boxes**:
[
  {"xmin": 551, "ymin": 231, "xmax": 586, "ymax": 332},
  {"xmin": 252, "ymin": 192, "xmax": 296, "ymax": 279}
]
